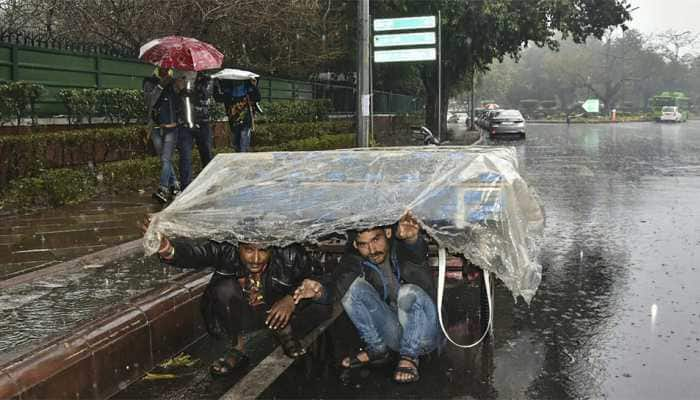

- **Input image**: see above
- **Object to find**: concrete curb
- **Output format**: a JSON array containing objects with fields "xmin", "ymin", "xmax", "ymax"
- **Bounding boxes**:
[
  {"xmin": 0, "ymin": 267, "xmax": 212, "ymax": 399},
  {"xmin": 0, "ymin": 236, "xmax": 216, "ymax": 399}
]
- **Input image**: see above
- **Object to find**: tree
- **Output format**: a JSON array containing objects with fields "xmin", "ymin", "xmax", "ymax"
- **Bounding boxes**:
[
  {"xmin": 1, "ymin": 0, "xmax": 355, "ymax": 79},
  {"xmin": 372, "ymin": 0, "xmax": 632, "ymax": 131},
  {"xmin": 652, "ymin": 30, "xmax": 699, "ymax": 65}
]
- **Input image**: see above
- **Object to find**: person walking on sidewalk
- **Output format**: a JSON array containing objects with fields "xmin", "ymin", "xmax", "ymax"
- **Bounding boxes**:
[
  {"xmin": 293, "ymin": 212, "xmax": 439, "ymax": 384},
  {"xmin": 150, "ymin": 230, "xmax": 332, "ymax": 377},
  {"xmin": 143, "ymin": 68, "xmax": 182, "ymax": 204},
  {"xmin": 175, "ymin": 71, "xmax": 215, "ymax": 190},
  {"xmin": 213, "ymin": 77, "xmax": 261, "ymax": 152}
]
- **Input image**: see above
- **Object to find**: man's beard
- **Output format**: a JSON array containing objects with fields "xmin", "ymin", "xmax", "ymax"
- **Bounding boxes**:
[{"xmin": 369, "ymin": 252, "xmax": 385, "ymax": 263}]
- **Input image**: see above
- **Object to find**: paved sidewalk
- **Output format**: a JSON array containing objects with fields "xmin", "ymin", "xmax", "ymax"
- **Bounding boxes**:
[{"xmin": 0, "ymin": 192, "xmax": 161, "ymax": 280}]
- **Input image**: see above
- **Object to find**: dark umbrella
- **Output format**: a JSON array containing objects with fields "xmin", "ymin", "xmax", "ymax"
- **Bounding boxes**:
[{"xmin": 138, "ymin": 36, "xmax": 223, "ymax": 71}]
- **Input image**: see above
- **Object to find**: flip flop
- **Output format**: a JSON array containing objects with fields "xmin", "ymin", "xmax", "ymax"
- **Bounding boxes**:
[
  {"xmin": 393, "ymin": 355, "xmax": 420, "ymax": 384},
  {"xmin": 341, "ymin": 348, "xmax": 391, "ymax": 369},
  {"xmin": 209, "ymin": 348, "xmax": 249, "ymax": 378}
]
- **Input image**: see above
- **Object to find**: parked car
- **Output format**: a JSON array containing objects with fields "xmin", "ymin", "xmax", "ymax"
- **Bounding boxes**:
[
  {"xmin": 477, "ymin": 110, "xmax": 497, "ymax": 129},
  {"xmin": 658, "ymin": 106, "xmax": 686, "ymax": 123},
  {"xmin": 485, "ymin": 109, "xmax": 526, "ymax": 138},
  {"xmin": 448, "ymin": 111, "xmax": 469, "ymax": 124}
]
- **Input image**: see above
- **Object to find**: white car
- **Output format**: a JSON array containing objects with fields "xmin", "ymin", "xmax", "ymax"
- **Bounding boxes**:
[
  {"xmin": 659, "ymin": 106, "xmax": 685, "ymax": 123},
  {"xmin": 448, "ymin": 112, "xmax": 469, "ymax": 124}
]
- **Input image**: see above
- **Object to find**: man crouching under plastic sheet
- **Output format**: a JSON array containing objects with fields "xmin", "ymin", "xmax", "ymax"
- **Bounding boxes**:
[
  {"xmin": 293, "ymin": 212, "xmax": 439, "ymax": 384},
  {"xmin": 151, "ymin": 230, "xmax": 332, "ymax": 377}
]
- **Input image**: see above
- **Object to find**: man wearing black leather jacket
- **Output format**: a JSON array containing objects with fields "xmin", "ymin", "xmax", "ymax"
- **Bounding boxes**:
[
  {"xmin": 155, "ymin": 236, "xmax": 331, "ymax": 377},
  {"xmin": 143, "ymin": 68, "xmax": 182, "ymax": 203}
]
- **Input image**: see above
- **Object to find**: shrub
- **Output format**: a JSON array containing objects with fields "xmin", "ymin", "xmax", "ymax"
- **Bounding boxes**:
[
  {"xmin": 253, "ymin": 133, "xmax": 354, "ymax": 152},
  {"xmin": 98, "ymin": 88, "xmax": 146, "ymax": 124},
  {"xmin": 256, "ymin": 99, "xmax": 332, "ymax": 123},
  {"xmin": 0, "ymin": 126, "xmax": 149, "ymax": 186},
  {"xmin": 252, "ymin": 120, "xmax": 353, "ymax": 147},
  {"xmin": 3, "ymin": 167, "xmax": 96, "ymax": 207},
  {"xmin": 0, "ymin": 81, "xmax": 46, "ymax": 126},
  {"xmin": 1, "ymin": 132, "xmax": 356, "ymax": 209},
  {"xmin": 57, "ymin": 89, "xmax": 98, "ymax": 125}
]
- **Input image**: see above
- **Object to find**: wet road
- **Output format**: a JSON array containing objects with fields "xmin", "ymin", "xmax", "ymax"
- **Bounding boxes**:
[{"xmin": 260, "ymin": 121, "xmax": 700, "ymax": 399}]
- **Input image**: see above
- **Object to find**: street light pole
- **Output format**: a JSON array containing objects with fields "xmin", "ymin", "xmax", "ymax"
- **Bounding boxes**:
[{"xmin": 356, "ymin": 0, "xmax": 370, "ymax": 147}]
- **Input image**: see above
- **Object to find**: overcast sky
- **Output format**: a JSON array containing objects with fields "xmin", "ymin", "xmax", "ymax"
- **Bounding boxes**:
[{"xmin": 626, "ymin": 0, "xmax": 700, "ymax": 35}]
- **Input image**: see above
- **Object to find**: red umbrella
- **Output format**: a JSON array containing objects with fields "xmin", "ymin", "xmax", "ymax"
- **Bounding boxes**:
[{"xmin": 139, "ymin": 36, "xmax": 223, "ymax": 71}]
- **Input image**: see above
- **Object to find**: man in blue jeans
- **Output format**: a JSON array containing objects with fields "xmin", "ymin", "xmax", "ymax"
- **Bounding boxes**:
[
  {"xmin": 293, "ymin": 212, "xmax": 439, "ymax": 384},
  {"xmin": 176, "ymin": 71, "xmax": 215, "ymax": 191},
  {"xmin": 213, "ymin": 77, "xmax": 261, "ymax": 152},
  {"xmin": 143, "ymin": 68, "xmax": 182, "ymax": 203}
]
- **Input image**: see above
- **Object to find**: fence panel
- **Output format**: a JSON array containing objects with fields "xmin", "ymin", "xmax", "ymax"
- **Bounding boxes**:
[{"xmin": 0, "ymin": 40, "xmax": 420, "ymax": 117}]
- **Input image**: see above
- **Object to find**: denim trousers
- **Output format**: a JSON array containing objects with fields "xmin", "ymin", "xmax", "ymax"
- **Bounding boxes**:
[
  {"xmin": 177, "ymin": 126, "xmax": 193, "ymax": 190},
  {"xmin": 150, "ymin": 126, "xmax": 178, "ymax": 189},
  {"xmin": 191, "ymin": 122, "xmax": 214, "ymax": 167},
  {"xmin": 341, "ymin": 277, "xmax": 440, "ymax": 359},
  {"xmin": 178, "ymin": 122, "xmax": 215, "ymax": 190},
  {"xmin": 231, "ymin": 122, "xmax": 252, "ymax": 152}
]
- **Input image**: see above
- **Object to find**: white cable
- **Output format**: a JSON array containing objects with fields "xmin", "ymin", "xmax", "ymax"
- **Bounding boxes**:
[{"xmin": 437, "ymin": 247, "xmax": 493, "ymax": 348}]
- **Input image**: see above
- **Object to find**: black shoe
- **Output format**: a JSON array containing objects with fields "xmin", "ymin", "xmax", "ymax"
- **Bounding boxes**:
[
  {"xmin": 170, "ymin": 185, "xmax": 181, "ymax": 198},
  {"xmin": 152, "ymin": 187, "xmax": 169, "ymax": 204}
]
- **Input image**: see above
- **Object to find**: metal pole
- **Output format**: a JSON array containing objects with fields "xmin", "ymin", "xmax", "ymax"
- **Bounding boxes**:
[
  {"xmin": 437, "ymin": 10, "xmax": 442, "ymax": 142},
  {"xmin": 470, "ymin": 65, "xmax": 475, "ymax": 130},
  {"xmin": 356, "ymin": 0, "xmax": 370, "ymax": 147},
  {"xmin": 369, "ymin": 14, "xmax": 374, "ymax": 145}
]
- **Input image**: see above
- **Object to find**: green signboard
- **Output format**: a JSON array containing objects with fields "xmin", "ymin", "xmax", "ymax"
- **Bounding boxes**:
[
  {"xmin": 582, "ymin": 98, "xmax": 600, "ymax": 113},
  {"xmin": 373, "ymin": 16, "xmax": 436, "ymax": 32},
  {"xmin": 374, "ymin": 48, "xmax": 436, "ymax": 63},
  {"xmin": 374, "ymin": 32, "xmax": 436, "ymax": 47}
]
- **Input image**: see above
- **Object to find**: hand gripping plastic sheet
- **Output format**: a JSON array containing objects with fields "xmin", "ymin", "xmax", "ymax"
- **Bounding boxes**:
[{"xmin": 144, "ymin": 146, "xmax": 545, "ymax": 301}]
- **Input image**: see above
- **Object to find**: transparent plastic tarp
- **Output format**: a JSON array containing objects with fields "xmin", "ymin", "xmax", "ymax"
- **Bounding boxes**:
[{"xmin": 144, "ymin": 146, "xmax": 545, "ymax": 301}]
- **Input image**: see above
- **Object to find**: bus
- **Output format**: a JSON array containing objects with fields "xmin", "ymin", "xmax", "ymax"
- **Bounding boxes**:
[{"xmin": 649, "ymin": 91, "xmax": 690, "ymax": 122}]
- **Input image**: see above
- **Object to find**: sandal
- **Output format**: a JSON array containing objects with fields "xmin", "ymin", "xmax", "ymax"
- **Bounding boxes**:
[
  {"xmin": 393, "ymin": 355, "xmax": 420, "ymax": 384},
  {"xmin": 274, "ymin": 329, "xmax": 307, "ymax": 358},
  {"xmin": 341, "ymin": 348, "xmax": 391, "ymax": 369},
  {"xmin": 209, "ymin": 348, "xmax": 249, "ymax": 378}
]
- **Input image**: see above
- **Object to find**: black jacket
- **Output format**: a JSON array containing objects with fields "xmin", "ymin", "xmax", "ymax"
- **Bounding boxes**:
[
  {"xmin": 213, "ymin": 79, "xmax": 261, "ymax": 126},
  {"xmin": 165, "ymin": 240, "xmax": 313, "ymax": 305},
  {"xmin": 142, "ymin": 75, "xmax": 181, "ymax": 126},
  {"xmin": 330, "ymin": 234, "xmax": 434, "ymax": 304},
  {"xmin": 192, "ymin": 75, "xmax": 213, "ymax": 123}
]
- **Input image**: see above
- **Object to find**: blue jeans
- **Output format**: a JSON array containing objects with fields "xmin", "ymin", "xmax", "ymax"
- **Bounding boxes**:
[
  {"xmin": 179, "ymin": 122, "xmax": 214, "ymax": 189},
  {"xmin": 177, "ymin": 126, "xmax": 193, "ymax": 190},
  {"xmin": 151, "ymin": 126, "xmax": 178, "ymax": 189},
  {"xmin": 190, "ymin": 122, "xmax": 214, "ymax": 167},
  {"xmin": 231, "ymin": 123, "xmax": 251, "ymax": 152},
  {"xmin": 341, "ymin": 277, "xmax": 439, "ymax": 359}
]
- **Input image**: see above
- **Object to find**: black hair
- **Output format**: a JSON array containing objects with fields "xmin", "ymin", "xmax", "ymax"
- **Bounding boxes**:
[{"xmin": 345, "ymin": 223, "xmax": 394, "ymax": 246}]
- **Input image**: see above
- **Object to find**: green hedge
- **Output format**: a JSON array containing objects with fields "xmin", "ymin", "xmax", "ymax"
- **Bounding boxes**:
[
  {"xmin": 53, "ymin": 90, "xmax": 331, "ymax": 126},
  {"xmin": 252, "ymin": 120, "xmax": 353, "ymax": 147},
  {"xmin": 0, "ymin": 81, "xmax": 46, "ymax": 126},
  {"xmin": 0, "ymin": 126, "xmax": 149, "ymax": 186},
  {"xmin": 254, "ymin": 133, "xmax": 354, "ymax": 152},
  {"xmin": 0, "ymin": 133, "xmax": 355, "ymax": 209},
  {"xmin": 257, "ymin": 99, "xmax": 332, "ymax": 123},
  {"xmin": 2, "ymin": 167, "xmax": 97, "ymax": 208},
  {"xmin": 0, "ymin": 120, "xmax": 354, "ymax": 186}
]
